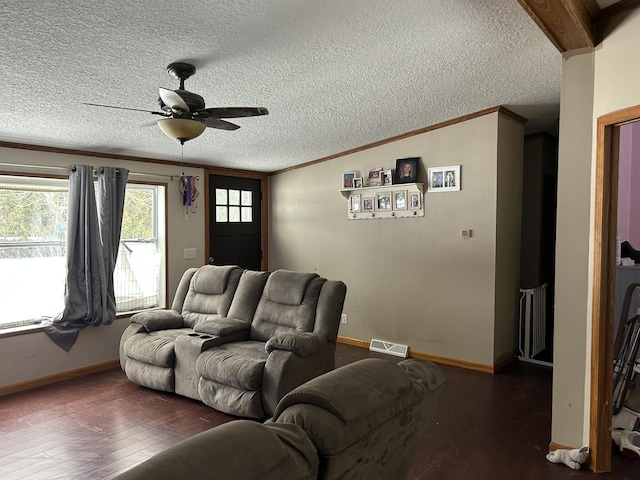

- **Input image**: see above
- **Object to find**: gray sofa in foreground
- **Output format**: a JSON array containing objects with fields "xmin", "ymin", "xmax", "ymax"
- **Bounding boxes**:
[
  {"xmin": 113, "ymin": 357, "xmax": 447, "ymax": 480},
  {"xmin": 119, "ymin": 265, "xmax": 347, "ymax": 418}
]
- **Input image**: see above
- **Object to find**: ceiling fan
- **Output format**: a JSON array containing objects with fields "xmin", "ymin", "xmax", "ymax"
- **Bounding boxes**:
[{"xmin": 84, "ymin": 62, "xmax": 269, "ymax": 144}]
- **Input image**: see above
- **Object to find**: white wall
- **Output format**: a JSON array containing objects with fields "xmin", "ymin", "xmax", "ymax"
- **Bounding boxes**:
[
  {"xmin": 553, "ymin": 49, "xmax": 595, "ymax": 448},
  {"xmin": 0, "ymin": 147, "xmax": 206, "ymax": 387},
  {"xmin": 552, "ymin": 8, "xmax": 640, "ymax": 448},
  {"xmin": 269, "ymin": 111, "xmax": 523, "ymax": 367}
]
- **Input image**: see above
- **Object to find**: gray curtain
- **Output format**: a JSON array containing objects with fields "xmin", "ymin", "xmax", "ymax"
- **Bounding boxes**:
[{"xmin": 44, "ymin": 165, "xmax": 129, "ymax": 351}]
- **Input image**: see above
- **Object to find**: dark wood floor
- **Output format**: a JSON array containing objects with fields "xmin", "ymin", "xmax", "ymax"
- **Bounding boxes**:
[{"xmin": 1, "ymin": 343, "xmax": 638, "ymax": 479}]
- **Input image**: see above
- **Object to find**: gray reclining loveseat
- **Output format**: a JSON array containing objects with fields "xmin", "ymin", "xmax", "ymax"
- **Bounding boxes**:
[
  {"xmin": 113, "ymin": 357, "xmax": 448, "ymax": 480},
  {"xmin": 119, "ymin": 265, "xmax": 347, "ymax": 418}
]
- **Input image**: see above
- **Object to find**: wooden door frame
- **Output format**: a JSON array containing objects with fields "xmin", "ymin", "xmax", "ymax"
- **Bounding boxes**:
[
  {"xmin": 590, "ymin": 104, "xmax": 640, "ymax": 472},
  {"xmin": 204, "ymin": 168, "xmax": 269, "ymax": 271}
]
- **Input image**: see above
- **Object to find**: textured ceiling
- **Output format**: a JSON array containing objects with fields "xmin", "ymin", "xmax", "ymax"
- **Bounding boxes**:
[{"xmin": 0, "ymin": 0, "xmax": 565, "ymax": 172}]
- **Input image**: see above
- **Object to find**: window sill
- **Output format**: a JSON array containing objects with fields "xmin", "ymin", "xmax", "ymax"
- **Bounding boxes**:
[
  {"xmin": 0, "ymin": 312, "xmax": 139, "ymax": 339},
  {"xmin": 0, "ymin": 324, "xmax": 45, "ymax": 338}
]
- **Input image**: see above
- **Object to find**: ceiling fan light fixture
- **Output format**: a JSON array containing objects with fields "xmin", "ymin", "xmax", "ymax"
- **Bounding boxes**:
[{"xmin": 157, "ymin": 118, "xmax": 206, "ymax": 143}]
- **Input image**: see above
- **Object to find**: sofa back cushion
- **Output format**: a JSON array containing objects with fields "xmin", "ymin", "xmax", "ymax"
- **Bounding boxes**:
[
  {"xmin": 181, "ymin": 265, "xmax": 243, "ymax": 328},
  {"xmin": 250, "ymin": 270, "xmax": 325, "ymax": 342}
]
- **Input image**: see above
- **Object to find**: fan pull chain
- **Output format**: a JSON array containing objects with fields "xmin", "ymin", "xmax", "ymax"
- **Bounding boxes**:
[{"xmin": 180, "ymin": 143, "xmax": 188, "ymax": 221}]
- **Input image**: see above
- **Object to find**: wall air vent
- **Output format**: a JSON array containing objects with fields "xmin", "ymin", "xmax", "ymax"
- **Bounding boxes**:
[{"xmin": 369, "ymin": 339, "xmax": 409, "ymax": 358}]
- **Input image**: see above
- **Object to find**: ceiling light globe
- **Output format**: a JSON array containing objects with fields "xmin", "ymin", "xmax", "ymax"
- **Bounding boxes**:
[{"xmin": 157, "ymin": 118, "xmax": 206, "ymax": 143}]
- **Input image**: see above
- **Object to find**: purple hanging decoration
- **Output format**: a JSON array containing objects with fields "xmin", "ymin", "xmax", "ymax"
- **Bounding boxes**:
[{"xmin": 179, "ymin": 175, "xmax": 199, "ymax": 220}]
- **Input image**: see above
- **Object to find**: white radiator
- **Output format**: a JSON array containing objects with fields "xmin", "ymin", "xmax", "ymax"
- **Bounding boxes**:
[{"xmin": 518, "ymin": 284, "xmax": 549, "ymax": 365}]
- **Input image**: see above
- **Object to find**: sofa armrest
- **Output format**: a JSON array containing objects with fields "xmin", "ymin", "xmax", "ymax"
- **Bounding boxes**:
[
  {"xmin": 130, "ymin": 309, "xmax": 184, "ymax": 331},
  {"xmin": 194, "ymin": 317, "xmax": 250, "ymax": 336},
  {"xmin": 265, "ymin": 332, "xmax": 327, "ymax": 358}
]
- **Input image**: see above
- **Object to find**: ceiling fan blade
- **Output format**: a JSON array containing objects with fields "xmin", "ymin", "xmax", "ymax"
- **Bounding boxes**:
[
  {"xmin": 204, "ymin": 118, "xmax": 241, "ymax": 130},
  {"xmin": 197, "ymin": 107, "xmax": 269, "ymax": 119},
  {"xmin": 159, "ymin": 88, "xmax": 190, "ymax": 113},
  {"xmin": 83, "ymin": 102, "xmax": 166, "ymax": 116}
]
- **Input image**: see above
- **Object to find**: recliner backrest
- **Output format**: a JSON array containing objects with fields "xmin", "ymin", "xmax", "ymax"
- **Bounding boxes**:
[
  {"xmin": 313, "ymin": 280, "xmax": 347, "ymax": 344},
  {"xmin": 249, "ymin": 270, "xmax": 325, "ymax": 342},
  {"xmin": 181, "ymin": 265, "xmax": 243, "ymax": 328},
  {"xmin": 226, "ymin": 270, "xmax": 271, "ymax": 322}
]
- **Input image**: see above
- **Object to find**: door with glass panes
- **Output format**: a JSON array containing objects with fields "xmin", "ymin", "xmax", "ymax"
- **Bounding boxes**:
[{"xmin": 208, "ymin": 175, "xmax": 262, "ymax": 270}]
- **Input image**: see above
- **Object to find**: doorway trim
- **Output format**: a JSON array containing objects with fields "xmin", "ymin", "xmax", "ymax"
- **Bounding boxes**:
[{"xmin": 590, "ymin": 104, "xmax": 640, "ymax": 472}]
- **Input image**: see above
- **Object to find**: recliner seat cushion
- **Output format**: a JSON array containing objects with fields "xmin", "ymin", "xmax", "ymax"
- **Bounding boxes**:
[
  {"xmin": 197, "ymin": 342, "xmax": 267, "ymax": 391},
  {"xmin": 124, "ymin": 329, "xmax": 192, "ymax": 367},
  {"xmin": 197, "ymin": 341, "xmax": 269, "ymax": 418}
]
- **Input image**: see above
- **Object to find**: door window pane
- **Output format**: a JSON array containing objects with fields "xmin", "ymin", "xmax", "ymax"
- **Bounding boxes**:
[
  {"xmin": 241, "ymin": 190, "xmax": 252, "ymax": 206},
  {"xmin": 216, "ymin": 206, "xmax": 228, "ymax": 222},
  {"xmin": 229, "ymin": 189, "xmax": 240, "ymax": 205},
  {"xmin": 241, "ymin": 207, "xmax": 252, "ymax": 222},
  {"xmin": 229, "ymin": 206, "xmax": 240, "ymax": 222},
  {"xmin": 216, "ymin": 188, "xmax": 227, "ymax": 205}
]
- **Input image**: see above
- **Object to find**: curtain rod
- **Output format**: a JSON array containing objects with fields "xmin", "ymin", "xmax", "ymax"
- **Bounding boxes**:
[{"xmin": 0, "ymin": 163, "xmax": 199, "ymax": 181}]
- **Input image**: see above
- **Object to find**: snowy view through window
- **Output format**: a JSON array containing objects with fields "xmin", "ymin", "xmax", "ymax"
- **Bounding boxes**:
[{"xmin": 0, "ymin": 177, "xmax": 165, "ymax": 328}]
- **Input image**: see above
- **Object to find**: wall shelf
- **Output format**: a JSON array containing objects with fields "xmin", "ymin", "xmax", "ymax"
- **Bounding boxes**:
[{"xmin": 341, "ymin": 182, "xmax": 424, "ymax": 220}]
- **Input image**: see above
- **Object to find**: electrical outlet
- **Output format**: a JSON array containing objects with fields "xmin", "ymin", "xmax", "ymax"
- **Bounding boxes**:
[
  {"xmin": 341, "ymin": 314, "xmax": 348, "ymax": 324},
  {"xmin": 461, "ymin": 229, "xmax": 473, "ymax": 239},
  {"xmin": 183, "ymin": 248, "xmax": 197, "ymax": 259}
]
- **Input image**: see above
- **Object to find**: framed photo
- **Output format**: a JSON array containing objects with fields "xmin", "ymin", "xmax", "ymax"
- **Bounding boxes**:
[
  {"xmin": 363, "ymin": 197, "xmax": 375, "ymax": 211},
  {"xmin": 353, "ymin": 177, "xmax": 363, "ymax": 188},
  {"xmin": 428, "ymin": 165, "xmax": 460, "ymax": 192},
  {"xmin": 343, "ymin": 172, "xmax": 356, "ymax": 189},
  {"xmin": 368, "ymin": 167, "xmax": 383, "ymax": 186},
  {"xmin": 395, "ymin": 157, "xmax": 419, "ymax": 184},
  {"xmin": 376, "ymin": 192, "xmax": 392, "ymax": 211},
  {"xmin": 394, "ymin": 190, "xmax": 407, "ymax": 210},
  {"xmin": 382, "ymin": 169, "xmax": 393, "ymax": 186},
  {"xmin": 409, "ymin": 192, "xmax": 422, "ymax": 210},
  {"xmin": 349, "ymin": 194, "xmax": 361, "ymax": 212}
]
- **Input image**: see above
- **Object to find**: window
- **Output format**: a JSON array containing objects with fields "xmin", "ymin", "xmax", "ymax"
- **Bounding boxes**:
[
  {"xmin": 0, "ymin": 175, "xmax": 166, "ymax": 329},
  {"xmin": 116, "ymin": 184, "xmax": 166, "ymax": 313},
  {"xmin": 215, "ymin": 188, "xmax": 253, "ymax": 223}
]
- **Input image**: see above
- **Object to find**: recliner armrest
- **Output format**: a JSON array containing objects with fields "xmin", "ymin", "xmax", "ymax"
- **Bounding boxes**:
[
  {"xmin": 130, "ymin": 309, "xmax": 184, "ymax": 331},
  {"xmin": 194, "ymin": 317, "xmax": 250, "ymax": 336},
  {"xmin": 265, "ymin": 332, "xmax": 327, "ymax": 358}
]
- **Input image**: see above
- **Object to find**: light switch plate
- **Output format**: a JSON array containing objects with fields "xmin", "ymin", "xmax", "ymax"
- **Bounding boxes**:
[{"xmin": 184, "ymin": 248, "xmax": 197, "ymax": 259}]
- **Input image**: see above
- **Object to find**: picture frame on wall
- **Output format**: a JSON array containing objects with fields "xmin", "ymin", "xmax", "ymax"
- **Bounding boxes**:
[
  {"xmin": 376, "ymin": 192, "xmax": 392, "ymax": 211},
  {"xmin": 349, "ymin": 194, "xmax": 361, "ymax": 212},
  {"xmin": 368, "ymin": 167, "xmax": 383, "ymax": 186},
  {"xmin": 394, "ymin": 190, "xmax": 407, "ymax": 210},
  {"xmin": 409, "ymin": 192, "xmax": 422, "ymax": 210},
  {"xmin": 343, "ymin": 172, "xmax": 356, "ymax": 189},
  {"xmin": 353, "ymin": 177, "xmax": 363, "ymax": 188},
  {"xmin": 363, "ymin": 197, "xmax": 374, "ymax": 211},
  {"xmin": 394, "ymin": 157, "xmax": 419, "ymax": 184},
  {"xmin": 382, "ymin": 169, "xmax": 393, "ymax": 186},
  {"xmin": 428, "ymin": 165, "xmax": 460, "ymax": 192}
]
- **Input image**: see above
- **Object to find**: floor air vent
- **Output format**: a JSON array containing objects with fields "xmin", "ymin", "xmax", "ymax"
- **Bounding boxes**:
[{"xmin": 369, "ymin": 339, "xmax": 409, "ymax": 358}]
